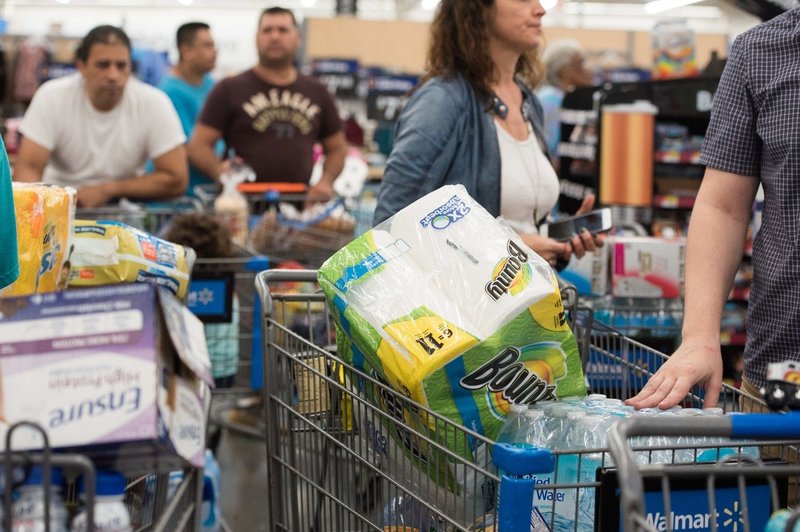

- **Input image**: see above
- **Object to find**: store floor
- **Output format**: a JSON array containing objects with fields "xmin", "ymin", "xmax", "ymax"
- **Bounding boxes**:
[
  {"xmin": 209, "ymin": 393, "xmax": 269, "ymax": 532},
  {"xmin": 217, "ymin": 425, "xmax": 269, "ymax": 532}
]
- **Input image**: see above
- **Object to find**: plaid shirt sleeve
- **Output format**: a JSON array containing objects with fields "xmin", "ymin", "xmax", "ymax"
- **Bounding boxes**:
[{"xmin": 700, "ymin": 34, "xmax": 761, "ymax": 178}]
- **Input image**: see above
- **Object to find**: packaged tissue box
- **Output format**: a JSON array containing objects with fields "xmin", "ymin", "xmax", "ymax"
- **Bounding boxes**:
[
  {"xmin": 611, "ymin": 236, "xmax": 685, "ymax": 298},
  {"xmin": 0, "ymin": 283, "xmax": 212, "ymax": 468},
  {"xmin": 319, "ymin": 185, "xmax": 585, "ymax": 478}
]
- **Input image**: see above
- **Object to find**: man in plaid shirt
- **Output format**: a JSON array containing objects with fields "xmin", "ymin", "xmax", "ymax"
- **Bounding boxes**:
[{"xmin": 628, "ymin": 6, "xmax": 800, "ymax": 410}]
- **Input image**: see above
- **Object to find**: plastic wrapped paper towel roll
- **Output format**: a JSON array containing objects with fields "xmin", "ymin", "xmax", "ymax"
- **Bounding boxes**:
[
  {"xmin": 324, "ymin": 229, "xmax": 481, "ymax": 367},
  {"xmin": 386, "ymin": 185, "xmax": 557, "ymax": 339}
]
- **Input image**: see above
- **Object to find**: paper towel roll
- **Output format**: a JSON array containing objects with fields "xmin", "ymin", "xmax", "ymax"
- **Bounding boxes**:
[
  {"xmin": 387, "ymin": 185, "xmax": 557, "ymax": 339},
  {"xmin": 332, "ymin": 229, "xmax": 482, "ymax": 365}
]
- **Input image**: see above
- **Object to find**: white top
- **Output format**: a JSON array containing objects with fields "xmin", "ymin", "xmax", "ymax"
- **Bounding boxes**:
[
  {"xmin": 496, "ymin": 121, "xmax": 559, "ymax": 235},
  {"xmin": 20, "ymin": 74, "xmax": 186, "ymax": 188}
]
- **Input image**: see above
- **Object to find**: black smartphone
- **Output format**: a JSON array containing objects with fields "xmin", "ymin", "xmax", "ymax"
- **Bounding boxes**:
[{"xmin": 545, "ymin": 208, "xmax": 612, "ymax": 242}]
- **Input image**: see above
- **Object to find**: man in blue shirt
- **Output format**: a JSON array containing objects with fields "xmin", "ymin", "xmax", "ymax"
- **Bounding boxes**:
[{"xmin": 159, "ymin": 22, "xmax": 218, "ymax": 197}]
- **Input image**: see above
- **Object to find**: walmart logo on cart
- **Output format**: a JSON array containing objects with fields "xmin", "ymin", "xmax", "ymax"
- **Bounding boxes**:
[
  {"xmin": 646, "ymin": 501, "xmax": 744, "ymax": 531},
  {"xmin": 647, "ymin": 501, "xmax": 744, "ymax": 532}
]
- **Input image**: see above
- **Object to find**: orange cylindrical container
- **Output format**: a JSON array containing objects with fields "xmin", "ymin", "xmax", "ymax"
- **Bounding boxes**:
[{"xmin": 599, "ymin": 101, "xmax": 658, "ymax": 207}]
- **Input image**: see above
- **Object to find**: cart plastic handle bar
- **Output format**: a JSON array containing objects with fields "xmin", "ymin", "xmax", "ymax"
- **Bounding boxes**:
[
  {"xmin": 729, "ymin": 411, "xmax": 800, "ymax": 439},
  {"xmin": 493, "ymin": 443, "xmax": 555, "ymax": 532},
  {"xmin": 608, "ymin": 416, "xmax": 730, "ymax": 532},
  {"xmin": 608, "ymin": 413, "xmax": 800, "ymax": 532}
]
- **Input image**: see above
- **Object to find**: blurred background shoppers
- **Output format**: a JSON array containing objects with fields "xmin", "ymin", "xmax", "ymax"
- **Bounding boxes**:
[
  {"xmin": 536, "ymin": 38, "xmax": 593, "ymax": 165},
  {"xmin": 373, "ymin": 0, "xmax": 601, "ymax": 267},
  {"xmin": 15, "ymin": 25, "xmax": 187, "ymax": 207},
  {"xmin": 188, "ymin": 6, "xmax": 347, "ymax": 205},
  {"xmin": 159, "ymin": 22, "xmax": 218, "ymax": 197}
]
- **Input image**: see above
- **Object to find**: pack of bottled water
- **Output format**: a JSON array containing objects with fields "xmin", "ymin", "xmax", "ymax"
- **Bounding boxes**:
[{"xmin": 495, "ymin": 394, "xmax": 760, "ymax": 532}]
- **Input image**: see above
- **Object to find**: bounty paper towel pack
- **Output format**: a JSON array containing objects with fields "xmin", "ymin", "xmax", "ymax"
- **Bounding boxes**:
[{"xmin": 319, "ymin": 185, "xmax": 585, "ymax": 470}]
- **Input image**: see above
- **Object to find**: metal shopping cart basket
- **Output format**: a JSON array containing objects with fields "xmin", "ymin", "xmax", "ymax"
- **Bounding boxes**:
[
  {"xmin": 603, "ymin": 412, "xmax": 800, "ymax": 532},
  {"xmin": 76, "ymin": 197, "xmax": 203, "ymax": 235},
  {"xmin": 256, "ymin": 269, "xmax": 794, "ymax": 531},
  {"xmin": 497, "ymin": 322, "xmax": 800, "ymax": 532}
]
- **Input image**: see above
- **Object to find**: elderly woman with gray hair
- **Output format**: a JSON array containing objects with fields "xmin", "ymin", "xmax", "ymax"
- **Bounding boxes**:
[{"xmin": 536, "ymin": 39, "xmax": 594, "ymax": 160}]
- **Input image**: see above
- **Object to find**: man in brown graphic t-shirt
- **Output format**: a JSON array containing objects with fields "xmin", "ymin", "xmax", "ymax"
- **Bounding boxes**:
[{"xmin": 188, "ymin": 6, "xmax": 347, "ymax": 204}]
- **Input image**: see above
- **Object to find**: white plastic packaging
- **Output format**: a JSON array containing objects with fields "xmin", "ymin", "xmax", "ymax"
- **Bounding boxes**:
[
  {"xmin": 71, "ymin": 470, "xmax": 132, "ymax": 532},
  {"xmin": 214, "ymin": 158, "xmax": 254, "ymax": 246},
  {"xmin": 12, "ymin": 466, "xmax": 68, "ymax": 532}
]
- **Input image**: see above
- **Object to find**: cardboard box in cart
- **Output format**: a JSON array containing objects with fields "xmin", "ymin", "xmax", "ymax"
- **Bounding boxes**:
[{"xmin": 0, "ymin": 283, "xmax": 212, "ymax": 468}]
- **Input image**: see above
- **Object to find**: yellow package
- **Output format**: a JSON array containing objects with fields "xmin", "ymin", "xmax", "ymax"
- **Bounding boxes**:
[
  {"xmin": 0, "ymin": 183, "xmax": 76, "ymax": 297},
  {"xmin": 69, "ymin": 220, "xmax": 195, "ymax": 299}
]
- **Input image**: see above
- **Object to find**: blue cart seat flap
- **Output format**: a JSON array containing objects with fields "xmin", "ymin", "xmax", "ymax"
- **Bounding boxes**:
[
  {"xmin": 493, "ymin": 443, "xmax": 554, "ymax": 476},
  {"xmin": 730, "ymin": 412, "xmax": 800, "ymax": 439}
]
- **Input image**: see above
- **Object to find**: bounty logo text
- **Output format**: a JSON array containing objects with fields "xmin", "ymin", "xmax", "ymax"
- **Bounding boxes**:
[
  {"xmin": 485, "ymin": 240, "xmax": 530, "ymax": 301},
  {"xmin": 459, "ymin": 347, "xmax": 556, "ymax": 405},
  {"xmin": 419, "ymin": 195, "xmax": 471, "ymax": 229}
]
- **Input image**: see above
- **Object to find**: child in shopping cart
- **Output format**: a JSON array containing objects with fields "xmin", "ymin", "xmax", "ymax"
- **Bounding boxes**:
[{"xmin": 163, "ymin": 213, "xmax": 240, "ymax": 389}]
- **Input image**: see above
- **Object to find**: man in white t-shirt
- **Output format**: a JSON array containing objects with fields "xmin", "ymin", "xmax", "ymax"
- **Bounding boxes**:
[{"xmin": 15, "ymin": 25, "xmax": 188, "ymax": 207}]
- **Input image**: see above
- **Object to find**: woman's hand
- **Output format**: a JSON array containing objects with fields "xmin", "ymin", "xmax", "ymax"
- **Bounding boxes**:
[
  {"xmin": 566, "ymin": 194, "xmax": 606, "ymax": 259},
  {"xmin": 520, "ymin": 233, "xmax": 572, "ymax": 267}
]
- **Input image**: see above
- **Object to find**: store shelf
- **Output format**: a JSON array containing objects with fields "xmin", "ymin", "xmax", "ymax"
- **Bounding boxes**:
[
  {"xmin": 557, "ymin": 142, "xmax": 595, "ymax": 160},
  {"xmin": 729, "ymin": 287, "xmax": 751, "ymax": 302},
  {"xmin": 720, "ymin": 331, "xmax": 748, "ymax": 347},
  {"xmin": 655, "ymin": 151, "xmax": 702, "ymax": 165},
  {"xmin": 653, "ymin": 194, "xmax": 696, "ymax": 209}
]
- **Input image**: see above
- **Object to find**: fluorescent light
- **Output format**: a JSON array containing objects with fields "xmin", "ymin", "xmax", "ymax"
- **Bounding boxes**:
[
  {"xmin": 560, "ymin": 1, "xmax": 720, "ymax": 18},
  {"xmin": 176, "ymin": 0, "xmax": 193, "ymax": 5},
  {"xmin": 300, "ymin": 0, "xmax": 317, "ymax": 6},
  {"xmin": 54, "ymin": 0, "xmax": 70, "ymax": 4},
  {"xmin": 644, "ymin": 0, "xmax": 703, "ymax": 14},
  {"xmin": 542, "ymin": 0, "xmax": 558, "ymax": 10},
  {"xmin": 421, "ymin": 0, "xmax": 440, "ymax": 10}
]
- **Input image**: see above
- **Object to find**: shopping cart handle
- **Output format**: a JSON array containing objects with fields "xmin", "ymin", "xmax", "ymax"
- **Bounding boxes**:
[
  {"xmin": 492, "ymin": 443, "xmax": 554, "ymax": 476},
  {"xmin": 730, "ymin": 411, "xmax": 800, "ymax": 439}
]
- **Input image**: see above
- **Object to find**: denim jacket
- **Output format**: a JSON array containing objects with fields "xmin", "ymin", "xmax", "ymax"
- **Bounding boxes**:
[{"xmin": 373, "ymin": 74, "xmax": 549, "ymax": 225}]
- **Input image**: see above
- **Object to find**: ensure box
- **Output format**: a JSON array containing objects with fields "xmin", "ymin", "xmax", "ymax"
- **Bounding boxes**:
[
  {"xmin": 0, "ymin": 283, "xmax": 212, "ymax": 468},
  {"xmin": 611, "ymin": 236, "xmax": 685, "ymax": 298}
]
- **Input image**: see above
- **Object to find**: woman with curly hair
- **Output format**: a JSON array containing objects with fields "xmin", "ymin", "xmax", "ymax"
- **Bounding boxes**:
[{"xmin": 373, "ymin": 0, "xmax": 601, "ymax": 267}]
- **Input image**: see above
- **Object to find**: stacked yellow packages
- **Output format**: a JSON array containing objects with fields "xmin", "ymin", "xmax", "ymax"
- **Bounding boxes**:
[
  {"xmin": 0, "ymin": 183, "xmax": 76, "ymax": 297},
  {"xmin": 68, "ymin": 220, "xmax": 195, "ymax": 299}
]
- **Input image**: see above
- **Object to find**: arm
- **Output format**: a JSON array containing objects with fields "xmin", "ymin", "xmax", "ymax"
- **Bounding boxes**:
[
  {"xmin": 306, "ymin": 131, "xmax": 347, "ymax": 205},
  {"xmin": 187, "ymin": 123, "xmax": 224, "ymax": 182},
  {"xmin": 373, "ymin": 82, "xmax": 463, "ymax": 225},
  {"xmin": 626, "ymin": 167, "xmax": 759, "ymax": 409},
  {"xmin": 76, "ymin": 145, "xmax": 189, "ymax": 207},
  {"xmin": 14, "ymin": 137, "xmax": 51, "ymax": 182}
]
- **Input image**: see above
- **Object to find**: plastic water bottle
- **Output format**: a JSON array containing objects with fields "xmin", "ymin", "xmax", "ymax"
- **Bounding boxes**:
[
  {"xmin": 202, "ymin": 450, "xmax": 222, "ymax": 532},
  {"xmin": 12, "ymin": 465, "xmax": 68, "ymax": 532},
  {"xmin": 764, "ymin": 508, "xmax": 800, "ymax": 531},
  {"xmin": 576, "ymin": 414, "xmax": 605, "ymax": 531},
  {"xmin": 71, "ymin": 470, "xmax": 132, "ymax": 532}
]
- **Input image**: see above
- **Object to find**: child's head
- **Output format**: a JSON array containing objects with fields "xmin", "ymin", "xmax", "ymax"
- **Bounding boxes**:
[{"xmin": 163, "ymin": 213, "xmax": 235, "ymax": 259}]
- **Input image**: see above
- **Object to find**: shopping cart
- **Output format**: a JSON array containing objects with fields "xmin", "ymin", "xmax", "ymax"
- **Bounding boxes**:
[
  {"xmin": 605, "ymin": 413, "xmax": 800, "ymax": 532},
  {"xmin": 76, "ymin": 196, "xmax": 203, "ymax": 235},
  {"xmin": 256, "ymin": 269, "xmax": 790, "ymax": 531}
]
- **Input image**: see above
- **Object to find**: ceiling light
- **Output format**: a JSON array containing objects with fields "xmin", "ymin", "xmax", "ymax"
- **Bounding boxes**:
[
  {"xmin": 300, "ymin": 0, "xmax": 317, "ymax": 6},
  {"xmin": 421, "ymin": 0, "xmax": 440, "ymax": 10},
  {"xmin": 176, "ymin": 0, "xmax": 194, "ymax": 5},
  {"xmin": 644, "ymin": 0, "xmax": 704, "ymax": 14},
  {"xmin": 542, "ymin": 0, "xmax": 558, "ymax": 10},
  {"xmin": 55, "ymin": 0, "xmax": 70, "ymax": 4}
]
